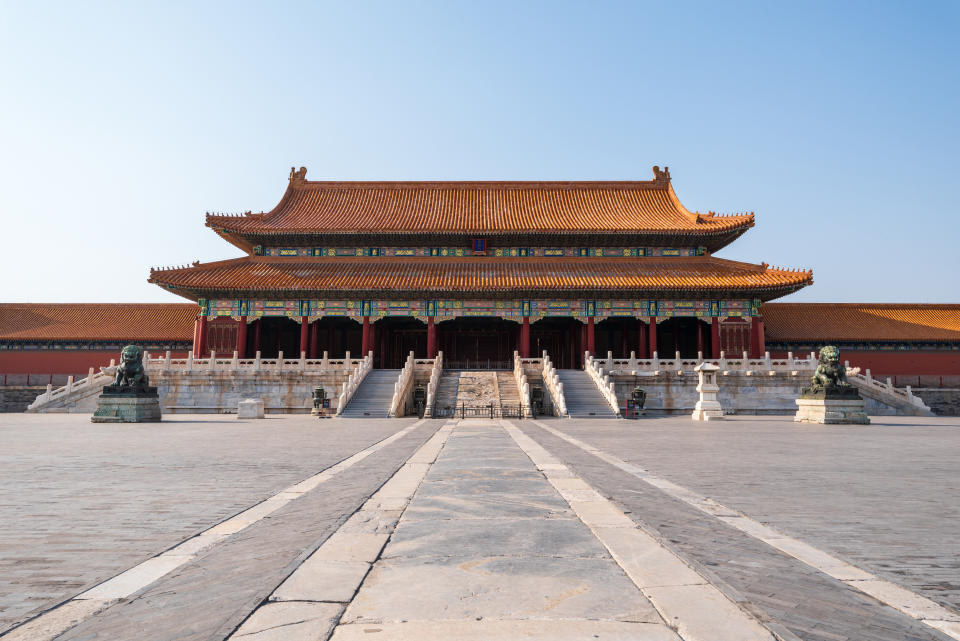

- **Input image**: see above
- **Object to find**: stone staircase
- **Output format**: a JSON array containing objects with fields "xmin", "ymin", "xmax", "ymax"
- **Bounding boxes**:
[
  {"xmin": 339, "ymin": 369, "xmax": 401, "ymax": 418},
  {"xmin": 433, "ymin": 370, "xmax": 462, "ymax": 414},
  {"xmin": 556, "ymin": 370, "xmax": 619, "ymax": 418},
  {"xmin": 848, "ymin": 373, "xmax": 934, "ymax": 416},
  {"xmin": 496, "ymin": 371, "xmax": 521, "ymax": 413}
]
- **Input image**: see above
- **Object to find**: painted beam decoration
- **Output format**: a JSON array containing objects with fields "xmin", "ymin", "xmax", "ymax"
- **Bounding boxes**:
[
  {"xmin": 200, "ymin": 298, "xmax": 759, "ymax": 320},
  {"xmin": 254, "ymin": 246, "xmax": 706, "ymax": 258}
]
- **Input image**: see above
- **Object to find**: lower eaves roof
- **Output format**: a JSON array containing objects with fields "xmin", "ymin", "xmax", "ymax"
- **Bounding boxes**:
[{"xmin": 148, "ymin": 256, "xmax": 812, "ymax": 300}]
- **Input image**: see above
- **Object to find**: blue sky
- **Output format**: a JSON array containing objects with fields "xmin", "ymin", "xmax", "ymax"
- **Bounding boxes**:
[{"xmin": 1, "ymin": 1, "xmax": 957, "ymax": 303}]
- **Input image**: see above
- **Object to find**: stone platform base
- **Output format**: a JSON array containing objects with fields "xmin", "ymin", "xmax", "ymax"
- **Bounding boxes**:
[
  {"xmin": 795, "ymin": 398, "xmax": 870, "ymax": 424},
  {"xmin": 92, "ymin": 396, "xmax": 162, "ymax": 423},
  {"xmin": 691, "ymin": 408, "xmax": 724, "ymax": 421}
]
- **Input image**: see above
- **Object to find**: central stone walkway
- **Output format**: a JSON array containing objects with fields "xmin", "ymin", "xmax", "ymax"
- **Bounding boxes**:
[{"xmin": 332, "ymin": 420, "xmax": 673, "ymax": 639}]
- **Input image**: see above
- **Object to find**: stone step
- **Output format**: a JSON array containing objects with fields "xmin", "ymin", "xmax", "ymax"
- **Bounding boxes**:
[
  {"xmin": 556, "ymin": 370, "xmax": 618, "ymax": 418},
  {"xmin": 340, "ymin": 370, "xmax": 401, "ymax": 418}
]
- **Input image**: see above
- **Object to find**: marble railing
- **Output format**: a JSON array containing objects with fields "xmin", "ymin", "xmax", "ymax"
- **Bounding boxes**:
[
  {"xmin": 583, "ymin": 353, "xmax": 622, "ymax": 417},
  {"xmin": 513, "ymin": 352, "xmax": 533, "ymax": 418},
  {"xmin": 594, "ymin": 350, "xmax": 818, "ymax": 375},
  {"xmin": 847, "ymin": 368, "xmax": 933, "ymax": 414},
  {"xmin": 538, "ymin": 351, "xmax": 567, "ymax": 417},
  {"xmin": 423, "ymin": 352, "xmax": 444, "ymax": 418},
  {"xmin": 388, "ymin": 352, "xmax": 416, "ymax": 418},
  {"xmin": 335, "ymin": 352, "xmax": 374, "ymax": 416},
  {"xmin": 148, "ymin": 350, "xmax": 366, "ymax": 373}
]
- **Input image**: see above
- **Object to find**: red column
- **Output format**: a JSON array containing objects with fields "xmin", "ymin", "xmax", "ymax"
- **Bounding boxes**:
[
  {"xmin": 711, "ymin": 317, "xmax": 721, "ymax": 359},
  {"xmin": 236, "ymin": 318, "xmax": 247, "ymax": 358},
  {"xmin": 750, "ymin": 317, "xmax": 765, "ymax": 358},
  {"xmin": 638, "ymin": 321, "xmax": 649, "ymax": 359},
  {"xmin": 579, "ymin": 323, "xmax": 587, "ymax": 360},
  {"xmin": 299, "ymin": 316, "xmax": 309, "ymax": 357},
  {"xmin": 253, "ymin": 319, "xmax": 262, "ymax": 355},
  {"xmin": 696, "ymin": 321, "xmax": 704, "ymax": 356},
  {"xmin": 648, "ymin": 319, "xmax": 658, "ymax": 357},
  {"xmin": 586, "ymin": 316, "xmax": 595, "ymax": 356},
  {"xmin": 193, "ymin": 316, "xmax": 208, "ymax": 356},
  {"xmin": 309, "ymin": 321, "xmax": 319, "ymax": 359},
  {"xmin": 520, "ymin": 316, "xmax": 530, "ymax": 358},
  {"xmin": 427, "ymin": 316, "xmax": 437, "ymax": 358},
  {"xmin": 361, "ymin": 316, "xmax": 372, "ymax": 358}
]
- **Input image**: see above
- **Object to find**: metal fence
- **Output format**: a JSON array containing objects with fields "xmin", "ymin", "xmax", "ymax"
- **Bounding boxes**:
[
  {"xmin": 428, "ymin": 403, "xmax": 551, "ymax": 419},
  {"xmin": 444, "ymin": 360, "xmax": 512, "ymax": 370}
]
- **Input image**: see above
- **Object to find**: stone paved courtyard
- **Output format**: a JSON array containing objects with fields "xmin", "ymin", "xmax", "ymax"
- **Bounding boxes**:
[{"xmin": 0, "ymin": 414, "xmax": 958, "ymax": 640}]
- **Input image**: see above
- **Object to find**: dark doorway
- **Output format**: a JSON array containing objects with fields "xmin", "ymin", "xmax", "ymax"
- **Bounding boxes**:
[
  {"xmin": 531, "ymin": 317, "xmax": 584, "ymax": 369},
  {"xmin": 438, "ymin": 317, "xmax": 518, "ymax": 368},
  {"xmin": 595, "ymin": 317, "xmax": 643, "ymax": 359},
  {"xmin": 374, "ymin": 317, "xmax": 427, "ymax": 368},
  {"xmin": 656, "ymin": 317, "xmax": 711, "ymax": 359},
  {"xmin": 310, "ymin": 317, "xmax": 362, "ymax": 359},
  {"xmin": 258, "ymin": 317, "xmax": 301, "ymax": 358}
]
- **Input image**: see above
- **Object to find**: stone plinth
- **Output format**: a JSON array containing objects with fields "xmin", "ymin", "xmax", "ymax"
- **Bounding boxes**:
[
  {"xmin": 238, "ymin": 398, "xmax": 265, "ymax": 419},
  {"xmin": 794, "ymin": 398, "xmax": 870, "ymax": 424},
  {"xmin": 91, "ymin": 386, "xmax": 161, "ymax": 423},
  {"xmin": 795, "ymin": 390, "xmax": 870, "ymax": 424},
  {"xmin": 692, "ymin": 363, "xmax": 724, "ymax": 421}
]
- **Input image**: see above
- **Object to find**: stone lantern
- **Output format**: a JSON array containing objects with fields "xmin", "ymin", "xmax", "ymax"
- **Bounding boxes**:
[{"xmin": 692, "ymin": 362, "xmax": 724, "ymax": 421}]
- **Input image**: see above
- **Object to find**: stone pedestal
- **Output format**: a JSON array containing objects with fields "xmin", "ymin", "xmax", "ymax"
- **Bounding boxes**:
[
  {"xmin": 238, "ymin": 398, "xmax": 265, "ymax": 419},
  {"xmin": 91, "ymin": 386, "xmax": 161, "ymax": 423},
  {"xmin": 692, "ymin": 362, "xmax": 724, "ymax": 421},
  {"xmin": 794, "ymin": 390, "xmax": 870, "ymax": 424}
]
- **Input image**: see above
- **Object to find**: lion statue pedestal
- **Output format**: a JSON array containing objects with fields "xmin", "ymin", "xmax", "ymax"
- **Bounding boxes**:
[
  {"xmin": 91, "ymin": 345, "xmax": 161, "ymax": 423},
  {"xmin": 794, "ymin": 346, "xmax": 869, "ymax": 425}
]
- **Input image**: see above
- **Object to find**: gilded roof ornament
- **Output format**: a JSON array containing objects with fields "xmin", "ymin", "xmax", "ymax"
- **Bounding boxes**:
[{"xmin": 289, "ymin": 166, "xmax": 307, "ymax": 182}]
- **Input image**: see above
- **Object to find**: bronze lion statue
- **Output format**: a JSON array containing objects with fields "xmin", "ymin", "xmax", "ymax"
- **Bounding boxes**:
[
  {"xmin": 114, "ymin": 344, "xmax": 150, "ymax": 389},
  {"xmin": 808, "ymin": 345, "xmax": 849, "ymax": 393}
]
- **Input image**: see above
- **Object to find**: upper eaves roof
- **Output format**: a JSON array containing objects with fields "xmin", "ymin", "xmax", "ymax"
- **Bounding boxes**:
[{"xmin": 205, "ymin": 166, "xmax": 755, "ymax": 249}]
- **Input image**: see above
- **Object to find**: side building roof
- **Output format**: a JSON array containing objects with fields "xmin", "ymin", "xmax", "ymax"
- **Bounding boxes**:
[
  {"xmin": 0, "ymin": 303, "xmax": 196, "ymax": 342},
  {"xmin": 764, "ymin": 303, "xmax": 960, "ymax": 343},
  {"xmin": 205, "ymin": 167, "xmax": 755, "ymax": 251}
]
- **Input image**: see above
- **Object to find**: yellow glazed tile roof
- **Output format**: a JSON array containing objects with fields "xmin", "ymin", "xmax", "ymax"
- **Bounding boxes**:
[
  {"xmin": 763, "ymin": 303, "xmax": 960, "ymax": 342},
  {"xmin": 149, "ymin": 256, "xmax": 812, "ymax": 299},
  {"xmin": 0, "ymin": 304, "xmax": 196, "ymax": 341},
  {"xmin": 206, "ymin": 167, "xmax": 755, "ymax": 238}
]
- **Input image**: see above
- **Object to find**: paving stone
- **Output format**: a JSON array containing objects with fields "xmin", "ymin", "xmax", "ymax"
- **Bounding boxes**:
[
  {"xmin": 331, "ymin": 619, "xmax": 682, "ymax": 640},
  {"xmin": 383, "ymin": 516, "xmax": 603, "ymax": 559},
  {"xmin": 231, "ymin": 602, "xmax": 342, "ymax": 641},
  {"xmin": 270, "ymin": 559, "xmax": 370, "ymax": 603},
  {"xmin": 521, "ymin": 419, "xmax": 957, "ymax": 641},
  {"xmin": 0, "ymin": 414, "xmax": 422, "ymax": 633},
  {"xmin": 53, "ymin": 421, "xmax": 437, "ymax": 641},
  {"xmin": 540, "ymin": 415, "xmax": 960, "ymax": 613},
  {"xmin": 338, "ymin": 423, "xmax": 667, "ymax": 632}
]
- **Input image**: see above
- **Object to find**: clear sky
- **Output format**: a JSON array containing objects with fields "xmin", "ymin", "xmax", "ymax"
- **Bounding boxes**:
[{"xmin": 1, "ymin": 1, "xmax": 957, "ymax": 304}]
